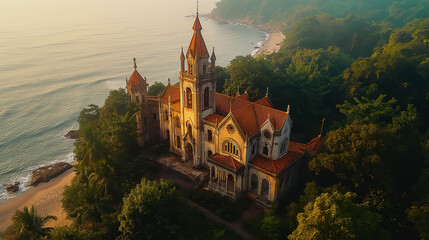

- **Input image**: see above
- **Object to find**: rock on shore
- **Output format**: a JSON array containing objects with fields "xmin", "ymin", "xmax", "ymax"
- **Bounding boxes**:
[
  {"xmin": 6, "ymin": 184, "xmax": 19, "ymax": 193},
  {"xmin": 64, "ymin": 130, "xmax": 79, "ymax": 139},
  {"xmin": 30, "ymin": 162, "xmax": 73, "ymax": 186}
]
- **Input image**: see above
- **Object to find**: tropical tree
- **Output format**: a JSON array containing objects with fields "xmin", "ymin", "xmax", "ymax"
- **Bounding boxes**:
[
  {"xmin": 148, "ymin": 81, "xmax": 166, "ymax": 96},
  {"xmin": 3, "ymin": 206, "xmax": 57, "ymax": 240},
  {"xmin": 288, "ymin": 191, "xmax": 389, "ymax": 240},
  {"xmin": 118, "ymin": 179, "xmax": 180, "ymax": 240}
]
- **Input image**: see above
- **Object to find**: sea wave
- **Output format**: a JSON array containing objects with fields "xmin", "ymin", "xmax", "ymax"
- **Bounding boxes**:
[{"xmin": 0, "ymin": 152, "xmax": 75, "ymax": 204}]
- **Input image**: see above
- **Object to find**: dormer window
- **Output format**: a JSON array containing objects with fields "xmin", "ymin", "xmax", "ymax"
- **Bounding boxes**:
[
  {"xmin": 263, "ymin": 143, "xmax": 269, "ymax": 156},
  {"xmin": 223, "ymin": 140, "xmax": 239, "ymax": 157}
]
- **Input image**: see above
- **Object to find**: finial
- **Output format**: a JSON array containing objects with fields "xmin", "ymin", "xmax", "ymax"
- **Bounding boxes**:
[
  {"xmin": 197, "ymin": 0, "xmax": 199, "ymax": 15},
  {"xmin": 287, "ymin": 104, "xmax": 290, "ymax": 113},
  {"xmin": 244, "ymin": 89, "xmax": 248, "ymax": 94},
  {"xmin": 168, "ymin": 94, "xmax": 171, "ymax": 102},
  {"xmin": 236, "ymin": 86, "xmax": 240, "ymax": 97},
  {"xmin": 319, "ymin": 117, "xmax": 326, "ymax": 137},
  {"xmin": 133, "ymin": 58, "xmax": 137, "ymax": 70},
  {"xmin": 266, "ymin": 87, "xmax": 269, "ymax": 97},
  {"xmin": 168, "ymin": 78, "xmax": 171, "ymax": 85},
  {"xmin": 267, "ymin": 113, "xmax": 270, "ymax": 120},
  {"xmin": 229, "ymin": 101, "xmax": 232, "ymax": 113}
]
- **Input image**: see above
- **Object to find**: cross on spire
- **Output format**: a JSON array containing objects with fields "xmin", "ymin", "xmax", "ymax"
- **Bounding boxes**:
[
  {"xmin": 197, "ymin": 0, "xmax": 199, "ymax": 15},
  {"xmin": 133, "ymin": 58, "xmax": 137, "ymax": 70},
  {"xmin": 319, "ymin": 117, "xmax": 326, "ymax": 136}
]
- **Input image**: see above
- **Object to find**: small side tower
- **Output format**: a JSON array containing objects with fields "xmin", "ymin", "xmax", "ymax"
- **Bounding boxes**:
[{"xmin": 126, "ymin": 58, "xmax": 159, "ymax": 147}]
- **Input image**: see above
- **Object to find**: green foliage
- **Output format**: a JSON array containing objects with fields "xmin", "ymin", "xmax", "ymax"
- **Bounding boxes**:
[
  {"xmin": 118, "ymin": 179, "xmax": 179, "ymax": 240},
  {"xmin": 148, "ymin": 81, "xmax": 166, "ymax": 96},
  {"xmin": 407, "ymin": 198, "xmax": 429, "ymax": 240},
  {"xmin": 215, "ymin": 66, "xmax": 229, "ymax": 93},
  {"xmin": 2, "ymin": 206, "xmax": 57, "ymax": 240},
  {"xmin": 48, "ymin": 226, "xmax": 94, "ymax": 240},
  {"xmin": 261, "ymin": 208, "xmax": 285, "ymax": 240},
  {"xmin": 311, "ymin": 96, "xmax": 422, "ymax": 191},
  {"xmin": 343, "ymin": 18, "xmax": 429, "ymax": 129},
  {"xmin": 224, "ymin": 55, "xmax": 280, "ymax": 100},
  {"xmin": 211, "ymin": 0, "xmax": 429, "ymax": 31},
  {"xmin": 183, "ymin": 188, "xmax": 251, "ymax": 221},
  {"xmin": 282, "ymin": 14, "xmax": 388, "ymax": 58},
  {"xmin": 288, "ymin": 191, "xmax": 389, "ymax": 240}
]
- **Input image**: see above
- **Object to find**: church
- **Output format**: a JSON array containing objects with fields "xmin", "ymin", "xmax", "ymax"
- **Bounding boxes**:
[{"xmin": 126, "ymin": 13, "xmax": 321, "ymax": 204}]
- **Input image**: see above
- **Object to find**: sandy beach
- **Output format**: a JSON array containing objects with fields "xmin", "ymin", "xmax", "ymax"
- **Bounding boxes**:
[
  {"xmin": 0, "ymin": 169, "xmax": 75, "ymax": 232},
  {"xmin": 256, "ymin": 32, "xmax": 285, "ymax": 56}
]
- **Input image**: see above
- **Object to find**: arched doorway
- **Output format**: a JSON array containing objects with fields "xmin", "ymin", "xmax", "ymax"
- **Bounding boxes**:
[
  {"xmin": 261, "ymin": 179, "xmax": 269, "ymax": 197},
  {"xmin": 250, "ymin": 174, "xmax": 258, "ymax": 193},
  {"xmin": 185, "ymin": 143, "xmax": 193, "ymax": 162},
  {"xmin": 227, "ymin": 174, "xmax": 234, "ymax": 192}
]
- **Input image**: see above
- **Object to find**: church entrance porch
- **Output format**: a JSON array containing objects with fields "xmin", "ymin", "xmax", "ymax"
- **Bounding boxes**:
[
  {"xmin": 185, "ymin": 143, "xmax": 193, "ymax": 163},
  {"xmin": 150, "ymin": 152, "xmax": 209, "ymax": 183},
  {"xmin": 207, "ymin": 154, "xmax": 244, "ymax": 200}
]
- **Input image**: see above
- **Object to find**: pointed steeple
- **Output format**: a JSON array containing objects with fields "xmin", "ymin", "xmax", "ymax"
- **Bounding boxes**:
[{"xmin": 187, "ymin": 11, "xmax": 209, "ymax": 59}]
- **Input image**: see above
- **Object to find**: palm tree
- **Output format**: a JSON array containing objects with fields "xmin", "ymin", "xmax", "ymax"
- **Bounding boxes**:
[{"xmin": 2, "ymin": 206, "xmax": 57, "ymax": 240}]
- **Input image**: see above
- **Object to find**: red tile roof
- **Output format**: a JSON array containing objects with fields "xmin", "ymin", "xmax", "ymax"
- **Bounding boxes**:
[
  {"xmin": 127, "ymin": 69, "xmax": 146, "ymax": 89},
  {"xmin": 209, "ymin": 154, "xmax": 244, "ymax": 171},
  {"xmin": 187, "ymin": 15, "xmax": 209, "ymax": 59},
  {"xmin": 254, "ymin": 96, "xmax": 273, "ymax": 107},
  {"xmin": 235, "ymin": 93, "xmax": 251, "ymax": 102},
  {"xmin": 204, "ymin": 113, "xmax": 225, "ymax": 124},
  {"xmin": 306, "ymin": 136, "xmax": 323, "ymax": 156},
  {"xmin": 251, "ymin": 150, "xmax": 303, "ymax": 175},
  {"xmin": 160, "ymin": 85, "xmax": 180, "ymax": 102}
]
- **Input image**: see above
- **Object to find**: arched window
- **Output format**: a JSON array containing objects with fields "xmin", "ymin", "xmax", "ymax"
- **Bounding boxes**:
[
  {"xmin": 135, "ymin": 96, "xmax": 140, "ymax": 103},
  {"xmin": 280, "ymin": 138, "xmax": 289, "ymax": 154},
  {"xmin": 175, "ymin": 116, "xmax": 180, "ymax": 128},
  {"xmin": 207, "ymin": 129, "xmax": 213, "ymax": 142},
  {"xmin": 176, "ymin": 136, "xmax": 181, "ymax": 148},
  {"xmin": 263, "ymin": 143, "xmax": 269, "ymax": 156},
  {"xmin": 203, "ymin": 65, "xmax": 207, "ymax": 74},
  {"xmin": 250, "ymin": 174, "xmax": 258, "ymax": 192},
  {"xmin": 141, "ymin": 95, "xmax": 145, "ymax": 103},
  {"xmin": 261, "ymin": 179, "xmax": 269, "ymax": 197},
  {"xmin": 186, "ymin": 88, "xmax": 192, "ymax": 108},
  {"xmin": 204, "ymin": 87, "xmax": 210, "ymax": 109},
  {"xmin": 227, "ymin": 174, "xmax": 234, "ymax": 192},
  {"xmin": 223, "ymin": 140, "xmax": 239, "ymax": 157},
  {"xmin": 166, "ymin": 130, "xmax": 170, "ymax": 141},
  {"xmin": 187, "ymin": 122, "xmax": 192, "ymax": 137},
  {"xmin": 165, "ymin": 110, "xmax": 168, "ymax": 121}
]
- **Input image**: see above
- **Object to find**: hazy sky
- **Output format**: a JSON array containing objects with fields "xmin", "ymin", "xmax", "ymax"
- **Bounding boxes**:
[{"xmin": 0, "ymin": 0, "xmax": 220, "ymax": 30}]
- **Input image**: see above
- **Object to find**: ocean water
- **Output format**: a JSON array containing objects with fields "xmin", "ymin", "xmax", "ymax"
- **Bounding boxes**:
[{"xmin": 0, "ymin": 0, "xmax": 266, "ymax": 203}]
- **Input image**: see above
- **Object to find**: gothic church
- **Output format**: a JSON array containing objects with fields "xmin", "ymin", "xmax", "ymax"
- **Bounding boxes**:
[{"xmin": 126, "ymin": 14, "xmax": 321, "ymax": 204}]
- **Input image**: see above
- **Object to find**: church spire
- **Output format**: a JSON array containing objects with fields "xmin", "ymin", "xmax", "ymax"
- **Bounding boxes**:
[{"xmin": 133, "ymin": 57, "xmax": 137, "ymax": 70}]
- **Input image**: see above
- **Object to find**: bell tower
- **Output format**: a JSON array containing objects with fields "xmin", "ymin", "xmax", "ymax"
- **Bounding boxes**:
[{"xmin": 179, "ymin": 12, "xmax": 216, "ymax": 167}]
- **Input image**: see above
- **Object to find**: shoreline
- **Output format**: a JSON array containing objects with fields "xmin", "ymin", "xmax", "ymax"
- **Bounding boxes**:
[
  {"xmin": 0, "ymin": 168, "xmax": 75, "ymax": 232},
  {"xmin": 206, "ymin": 15, "xmax": 285, "ymax": 56},
  {"xmin": 254, "ymin": 31, "xmax": 285, "ymax": 56}
]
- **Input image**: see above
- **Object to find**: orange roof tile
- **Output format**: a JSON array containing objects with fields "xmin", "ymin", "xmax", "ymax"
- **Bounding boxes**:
[
  {"xmin": 127, "ymin": 69, "xmax": 146, "ymax": 89},
  {"xmin": 306, "ymin": 136, "xmax": 323, "ymax": 156},
  {"xmin": 235, "ymin": 93, "xmax": 251, "ymax": 102},
  {"xmin": 231, "ymin": 104, "xmax": 259, "ymax": 135},
  {"xmin": 214, "ymin": 92, "xmax": 288, "ymax": 136},
  {"xmin": 160, "ymin": 85, "xmax": 180, "ymax": 102},
  {"xmin": 187, "ymin": 15, "xmax": 210, "ymax": 59},
  {"xmin": 254, "ymin": 96, "xmax": 273, "ymax": 107},
  {"xmin": 204, "ymin": 113, "xmax": 225, "ymax": 124},
  {"xmin": 209, "ymin": 154, "xmax": 244, "ymax": 171},
  {"xmin": 288, "ymin": 141, "xmax": 307, "ymax": 154},
  {"xmin": 251, "ymin": 151, "xmax": 303, "ymax": 175}
]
